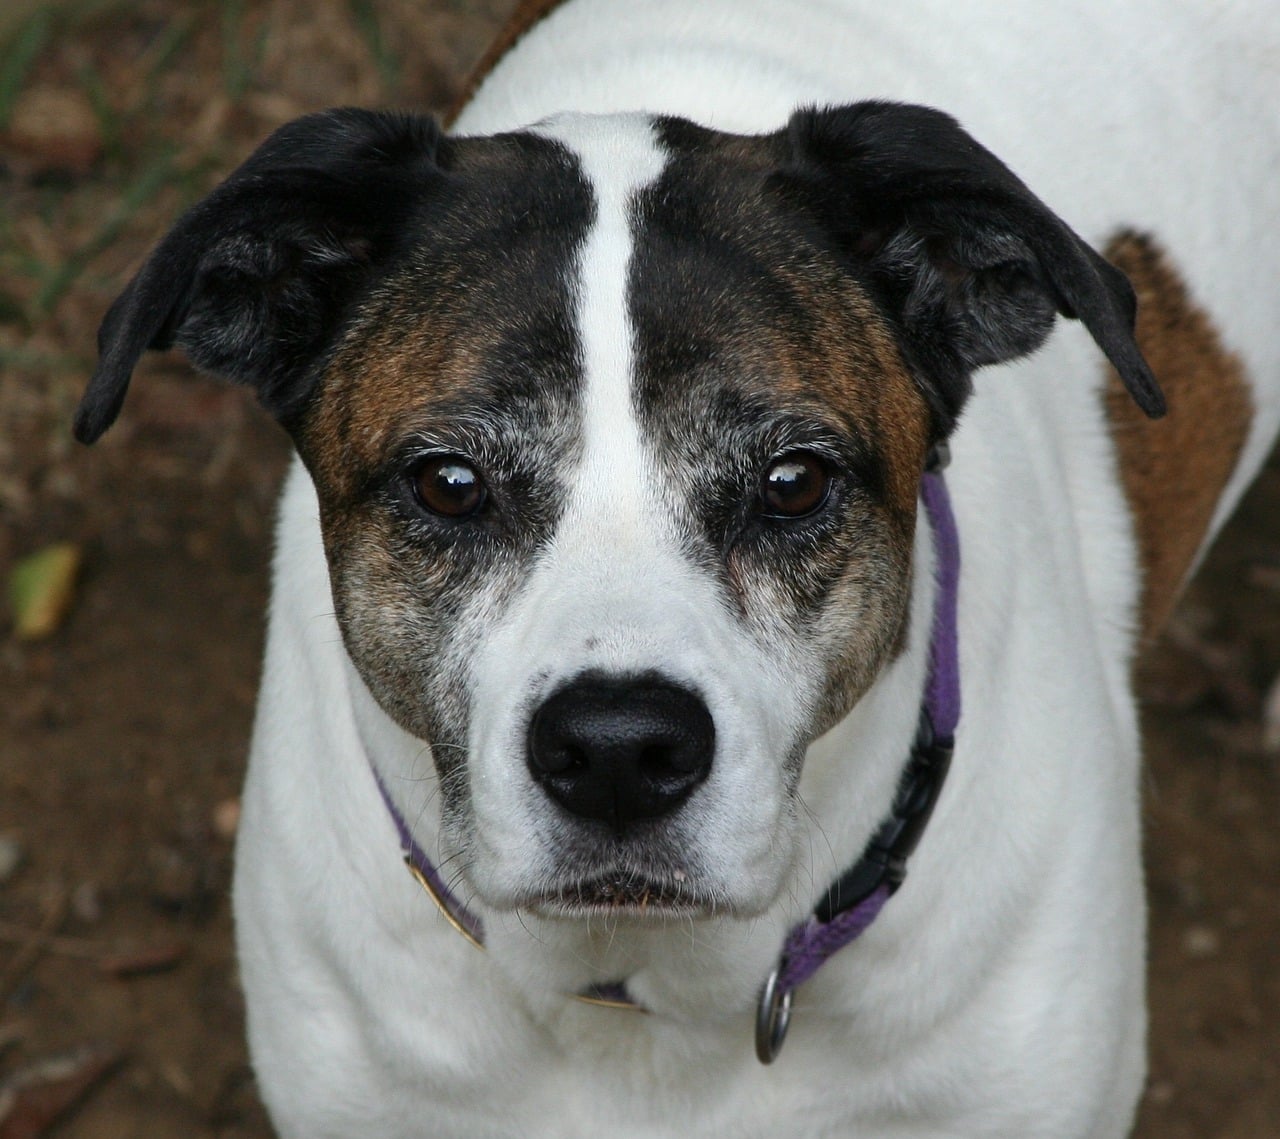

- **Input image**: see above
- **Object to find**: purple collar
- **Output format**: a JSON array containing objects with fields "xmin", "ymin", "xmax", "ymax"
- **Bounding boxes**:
[{"xmin": 373, "ymin": 467, "xmax": 960, "ymax": 1061}]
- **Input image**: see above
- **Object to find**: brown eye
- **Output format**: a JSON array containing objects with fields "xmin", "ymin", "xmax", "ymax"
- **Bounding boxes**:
[
  {"xmin": 413, "ymin": 456, "xmax": 486, "ymax": 519},
  {"xmin": 758, "ymin": 452, "xmax": 831, "ymax": 518}
]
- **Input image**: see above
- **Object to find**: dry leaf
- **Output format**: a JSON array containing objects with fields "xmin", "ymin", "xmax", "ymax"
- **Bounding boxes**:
[
  {"xmin": 2, "ymin": 86, "xmax": 103, "ymax": 177},
  {"xmin": 8, "ymin": 544, "xmax": 81, "ymax": 641},
  {"xmin": 98, "ymin": 940, "xmax": 187, "ymax": 979}
]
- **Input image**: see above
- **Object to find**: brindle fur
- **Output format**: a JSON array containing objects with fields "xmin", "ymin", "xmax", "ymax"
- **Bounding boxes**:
[{"xmin": 1103, "ymin": 230, "xmax": 1254, "ymax": 640}]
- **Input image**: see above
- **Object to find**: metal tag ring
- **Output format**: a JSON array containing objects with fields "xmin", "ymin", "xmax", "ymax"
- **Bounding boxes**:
[{"xmin": 754, "ymin": 965, "xmax": 793, "ymax": 1064}]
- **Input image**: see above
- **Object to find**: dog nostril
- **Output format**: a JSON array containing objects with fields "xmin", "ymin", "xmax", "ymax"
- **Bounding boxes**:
[{"xmin": 527, "ymin": 678, "xmax": 715, "ymax": 829}]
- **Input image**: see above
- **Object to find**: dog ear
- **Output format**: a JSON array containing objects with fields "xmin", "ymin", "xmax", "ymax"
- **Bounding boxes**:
[
  {"xmin": 782, "ymin": 101, "xmax": 1164, "ymax": 435},
  {"xmin": 74, "ymin": 108, "xmax": 443, "ymax": 444}
]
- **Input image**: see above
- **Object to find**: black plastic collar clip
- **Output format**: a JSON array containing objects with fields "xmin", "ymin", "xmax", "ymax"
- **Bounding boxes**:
[{"xmin": 815, "ymin": 709, "xmax": 954, "ymax": 924}]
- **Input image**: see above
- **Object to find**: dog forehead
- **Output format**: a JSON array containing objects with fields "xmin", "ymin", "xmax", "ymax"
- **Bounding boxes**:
[{"xmin": 302, "ymin": 111, "xmax": 926, "ymax": 518}]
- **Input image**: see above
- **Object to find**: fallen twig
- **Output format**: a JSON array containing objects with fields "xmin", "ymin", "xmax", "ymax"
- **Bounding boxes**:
[
  {"xmin": 98, "ymin": 940, "xmax": 187, "ymax": 979},
  {"xmin": 0, "ymin": 923, "xmax": 102, "ymax": 962},
  {"xmin": 0, "ymin": 923, "xmax": 189, "ymax": 977},
  {"xmin": 0, "ymin": 1043, "xmax": 123, "ymax": 1139}
]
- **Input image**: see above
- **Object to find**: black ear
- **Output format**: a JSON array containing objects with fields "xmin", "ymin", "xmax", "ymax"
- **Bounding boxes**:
[
  {"xmin": 74, "ymin": 108, "xmax": 443, "ymax": 444},
  {"xmin": 783, "ymin": 101, "xmax": 1164, "ymax": 435}
]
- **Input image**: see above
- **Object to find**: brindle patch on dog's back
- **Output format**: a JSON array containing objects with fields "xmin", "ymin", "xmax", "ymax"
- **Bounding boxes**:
[{"xmin": 1103, "ymin": 231, "xmax": 1254, "ymax": 640}]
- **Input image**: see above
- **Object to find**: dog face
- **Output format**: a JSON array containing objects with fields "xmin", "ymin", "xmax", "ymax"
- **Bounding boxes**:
[
  {"xmin": 302, "ymin": 113, "xmax": 930, "ymax": 916},
  {"xmin": 77, "ymin": 103, "xmax": 1161, "ymax": 920}
]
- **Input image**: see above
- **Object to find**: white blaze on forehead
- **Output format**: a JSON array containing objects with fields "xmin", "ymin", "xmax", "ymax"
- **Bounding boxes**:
[{"xmin": 531, "ymin": 113, "xmax": 668, "ymax": 536}]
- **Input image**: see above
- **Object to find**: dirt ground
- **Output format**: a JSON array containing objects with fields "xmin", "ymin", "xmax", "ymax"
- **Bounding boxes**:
[{"xmin": 1, "ymin": 3, "xmax": 1277, "ymax": 1136}]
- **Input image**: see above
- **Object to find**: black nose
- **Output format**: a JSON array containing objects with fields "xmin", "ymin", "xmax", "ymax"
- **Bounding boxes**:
[{"xmin": 527, "ymin": 678, "xmax": 715, "ymax": 831}]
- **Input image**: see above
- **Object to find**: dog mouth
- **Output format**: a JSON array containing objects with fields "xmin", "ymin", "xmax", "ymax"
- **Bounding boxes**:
[{"xmin": 522, "ymin": 872, "xmax": 714, "ymax": 918}]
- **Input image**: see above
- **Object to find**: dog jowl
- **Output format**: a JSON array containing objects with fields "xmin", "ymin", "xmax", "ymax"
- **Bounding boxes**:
[{"xmin": 76, "ymin": 102, "xmax": 1160, "ymax": 923}]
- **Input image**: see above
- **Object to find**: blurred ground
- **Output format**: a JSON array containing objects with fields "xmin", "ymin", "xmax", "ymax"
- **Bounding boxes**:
[{"xmin": 0, "ymin": 2, "xmax": 1277, "ymax": 1136}]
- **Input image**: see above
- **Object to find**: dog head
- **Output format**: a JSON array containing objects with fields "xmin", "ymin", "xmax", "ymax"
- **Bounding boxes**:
[{"xmin": 78, "ymin": 103, "xmax": 1161, "ymax": 920}]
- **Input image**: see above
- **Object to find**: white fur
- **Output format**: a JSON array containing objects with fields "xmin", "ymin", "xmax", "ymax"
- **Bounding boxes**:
[{"xmin": 236, "ymin": 2, "xmax": 1280, "ymax": 1136}]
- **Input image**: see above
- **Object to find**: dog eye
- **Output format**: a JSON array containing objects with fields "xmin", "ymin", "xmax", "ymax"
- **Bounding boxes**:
[
  {"xmin": 758, "ymin": 451, "xmax": 831, "ymax": 519},
  {"xmin": 412, "ymin": 456, "xmax": 487, "ymax": 519}
]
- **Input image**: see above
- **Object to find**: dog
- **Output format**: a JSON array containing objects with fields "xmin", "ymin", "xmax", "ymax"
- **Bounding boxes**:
[{"xmin": 75, "ymin": 0, "xmax": 1280, "ymax": 1135}]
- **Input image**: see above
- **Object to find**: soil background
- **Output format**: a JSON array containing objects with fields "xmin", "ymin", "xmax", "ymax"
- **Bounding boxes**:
[{"xmin": 1, "ymin": 3, "xmax": 1277, "ymax": 1136}]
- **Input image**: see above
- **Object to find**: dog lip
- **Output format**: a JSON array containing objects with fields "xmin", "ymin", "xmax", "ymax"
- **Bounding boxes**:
[{"xmin": 522, "ymin": 873, "xmax": 713, "ymax": 918}]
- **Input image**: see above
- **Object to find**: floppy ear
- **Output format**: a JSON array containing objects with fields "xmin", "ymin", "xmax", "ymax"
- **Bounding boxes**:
[
  {"xmin": 783, "ymin": 101, "xmax": 1164, "ymax": 435},
  {"xmin": 74, "ymin": 108, "xmax": 443, "ymax": 444}
]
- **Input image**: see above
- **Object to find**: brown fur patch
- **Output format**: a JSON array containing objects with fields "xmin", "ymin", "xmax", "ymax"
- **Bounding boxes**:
[
  {"xmin": 445, "ymin": 0, "xmax": 571, "ymax": 127},
  {"xmin": 1103, "ymin": 231, "xmax": 1254, "ymax": 640},
  {"xmin": 758, "ymin": 252, "xmax": 929, "ymax": 529},
  {"xmin": 302, "ymin": 277, "xmax": 488, "ymax": 501}
]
